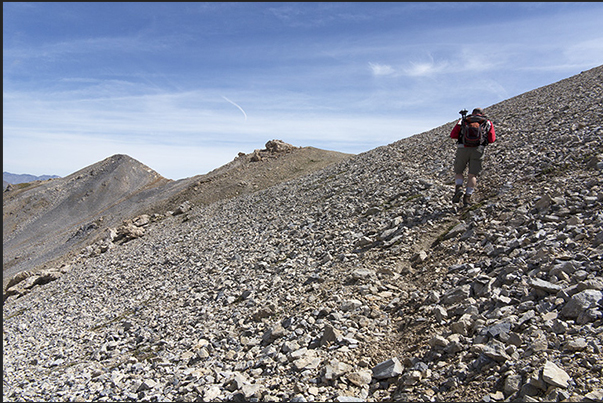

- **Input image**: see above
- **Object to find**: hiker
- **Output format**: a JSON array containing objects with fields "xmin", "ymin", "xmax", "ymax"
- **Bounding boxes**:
[{"xmin": 450, "ymin": 108, "xmax": 496, "ymax": 206}]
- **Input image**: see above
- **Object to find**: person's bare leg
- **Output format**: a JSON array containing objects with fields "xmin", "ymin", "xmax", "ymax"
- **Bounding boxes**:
[
  {"xmin": 464, "ymin": 174, "xmax": 477, "ymax": 206},
  {"xmin": 467, "ymin": 174, "xmax": 477, "ymax": 192},
  {"xmin": 453, "ymin": 173, "xmax": 464, "ymax": 203}
]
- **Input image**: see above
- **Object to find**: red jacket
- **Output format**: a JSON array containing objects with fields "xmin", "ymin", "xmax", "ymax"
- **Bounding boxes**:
[{"xmin": 450, "ymin": 117, "xmax": 496, "ymax": 145}]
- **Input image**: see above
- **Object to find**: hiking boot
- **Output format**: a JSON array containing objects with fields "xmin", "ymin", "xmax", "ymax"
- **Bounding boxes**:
[
  {"xmin": 452, "ymin": 185, "xmax": 463, "ymax": 203},
  {"xmin": 463, "ymin": 193, "xmax": 472, "ymax": 207}
]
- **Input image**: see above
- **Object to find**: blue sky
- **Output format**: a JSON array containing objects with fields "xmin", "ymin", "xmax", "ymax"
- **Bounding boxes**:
[{"xmin": 4, "ymin": 2, "xmax": 603, "ymax": 180}]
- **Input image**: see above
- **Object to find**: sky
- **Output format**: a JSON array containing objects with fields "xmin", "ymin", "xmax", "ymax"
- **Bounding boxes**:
[{"xmin": 4, "ymin": 2, "xmax": 603, "ymax": 180}]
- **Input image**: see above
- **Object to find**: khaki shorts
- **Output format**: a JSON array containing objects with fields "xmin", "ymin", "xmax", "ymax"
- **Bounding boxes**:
[{"xmin": 454, "ymin": 145, "xmax": 485, "ymax": 176}]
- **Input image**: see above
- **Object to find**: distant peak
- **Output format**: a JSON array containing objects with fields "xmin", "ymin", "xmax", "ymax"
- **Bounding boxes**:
[{"xmin": 108, "ymin": 154, "xmax": 135, "ymax": 162}]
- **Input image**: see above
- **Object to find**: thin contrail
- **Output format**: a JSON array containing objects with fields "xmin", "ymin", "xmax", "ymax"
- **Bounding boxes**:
[{"xmin": 221, "ymin": 96, "xmax": 247, "ymax": 121}]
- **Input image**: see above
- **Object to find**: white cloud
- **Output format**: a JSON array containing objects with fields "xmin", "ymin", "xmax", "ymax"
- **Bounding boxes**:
[
  {"xmin": 403, "ymin": 61, "xmax": 441, "ymax": 77},
  {"xmin": 369, "ymin": 62, "xmax": 396, "ymax": 76}
]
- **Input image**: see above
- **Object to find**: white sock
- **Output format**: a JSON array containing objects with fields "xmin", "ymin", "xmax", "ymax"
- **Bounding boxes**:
[
  {"xmin": 455, "ymin": 179, "xmax": 463, "ymax": 186},
  {"xmin": 466, "ymin": 187, "xmax": 474, "ymax": 195}
]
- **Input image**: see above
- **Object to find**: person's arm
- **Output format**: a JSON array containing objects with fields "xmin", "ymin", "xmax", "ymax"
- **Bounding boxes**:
[
  {"xmin": 487, "ymin": 121, "xmax": 496, "ymax": 143},
  {"xmin": 450, "ymin": 120, "xmax": 462, "ymax": 139}
]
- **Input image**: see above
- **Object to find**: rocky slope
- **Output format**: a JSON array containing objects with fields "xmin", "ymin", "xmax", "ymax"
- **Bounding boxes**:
[
  {"xmin": 3, "ymin": 154, "xmax": 171, "ymax": 281},
  {"xmin": 3, "ymin": 65, "xmax": 603, "ymax": 402},
  {"xmin": 3, "ymin": 142, "xmax": 351, "ymax": 284}
]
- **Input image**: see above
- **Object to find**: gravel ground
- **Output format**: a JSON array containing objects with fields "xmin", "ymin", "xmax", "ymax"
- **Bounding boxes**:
[{"xmin": 3, "ymin": 65, "xmax": 603, "ymax": 402}]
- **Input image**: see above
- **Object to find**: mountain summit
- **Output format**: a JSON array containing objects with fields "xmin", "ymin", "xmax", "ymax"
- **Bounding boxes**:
[
  {"xmin": 3, "ymin": 154, "xmax": 170, "ymax": 278},
  {"xmin": 3, "ymin": 67, "xmax": 603, "ymax": 402}
]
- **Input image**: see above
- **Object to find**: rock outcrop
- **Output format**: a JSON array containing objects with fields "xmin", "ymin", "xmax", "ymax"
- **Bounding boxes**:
[{"xmin": 3, "ymin": 66, "xmax": 603, "ymax": 402}]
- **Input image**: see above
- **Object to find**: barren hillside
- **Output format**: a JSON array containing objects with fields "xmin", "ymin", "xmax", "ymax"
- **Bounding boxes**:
[
  {"xmin": 3, "ymin": 66, "xmax": 603, "ymax": 402},
  {"xmin": 3, "ymin": 154, "xmax": 169, "ymax": 280},
  {"xmin": 3, "ymin": 142, "xmax": 351, "ymax": 283}
]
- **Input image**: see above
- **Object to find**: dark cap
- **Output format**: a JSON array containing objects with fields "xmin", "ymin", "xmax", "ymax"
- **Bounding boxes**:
[{"xmin": 472, "ymin": 108, "xmax": 484, "ymax": 115}]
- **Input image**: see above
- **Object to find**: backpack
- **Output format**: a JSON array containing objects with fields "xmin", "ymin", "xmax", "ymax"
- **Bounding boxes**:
[{"xmin": 460, "ymin": 115, "xmax": 489, "ymax": 147}]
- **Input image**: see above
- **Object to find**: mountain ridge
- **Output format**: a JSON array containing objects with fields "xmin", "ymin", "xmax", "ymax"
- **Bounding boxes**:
[
  {"xmin": 3, "ymin": 142, "xmax": 352, "ymax": 281},
  {"xmin": 3, "ymin": 172, "xmax": 61, "ymax": 186}
]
